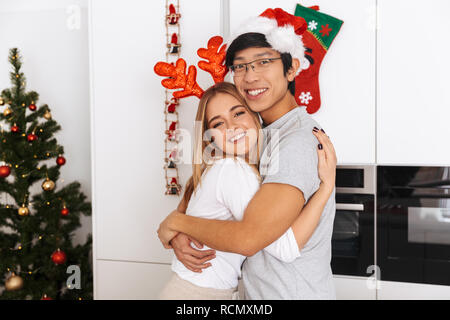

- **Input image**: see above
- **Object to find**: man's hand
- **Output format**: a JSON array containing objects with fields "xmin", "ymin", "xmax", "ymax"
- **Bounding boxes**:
[
  {"xmin": 171, "ymin": 233, "xmax": 216, "ymax": 273},
  {"xmin": 157, "ymin": 210, "xmax": 180, "ymax": 248}
]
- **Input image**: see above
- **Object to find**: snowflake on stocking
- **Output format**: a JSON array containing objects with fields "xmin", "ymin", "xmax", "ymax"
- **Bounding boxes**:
[
  {"xmin": 308, "ymin": 20, "xmax": 318, "ymax": 31},
  {"xmin": 299, "ymin": 91, "xmax": 313, "ymax": 105}
]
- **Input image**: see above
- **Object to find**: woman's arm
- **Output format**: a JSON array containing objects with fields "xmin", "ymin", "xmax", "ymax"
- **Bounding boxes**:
[{"xmin": 291, "ymin": 182, "xmax": 334, "ymax": 250}]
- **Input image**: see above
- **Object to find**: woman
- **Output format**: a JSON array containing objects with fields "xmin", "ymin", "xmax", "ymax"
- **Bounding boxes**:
[{"xmin": 158, "ymin": 82, "xmax": 336, "ymax": 300}]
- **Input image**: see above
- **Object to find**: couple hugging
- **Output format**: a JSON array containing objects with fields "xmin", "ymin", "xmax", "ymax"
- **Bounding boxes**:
[{"xmin": 157, "ymin": 8, "xmax": 337, "ymax": 300}]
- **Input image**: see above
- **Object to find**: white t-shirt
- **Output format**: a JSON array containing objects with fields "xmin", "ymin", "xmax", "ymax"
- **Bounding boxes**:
[{"xmin": 172, "ymin": 157, "xmax": 301, "ymax": 290}]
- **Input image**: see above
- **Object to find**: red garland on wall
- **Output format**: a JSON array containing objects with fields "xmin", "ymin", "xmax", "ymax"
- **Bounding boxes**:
[
  {"xmin": 163, "ymin": 0, "xmax": 182, "ymax": 195},
  {"xmin": 156, "ymin": 3, "xmax": 228, "ymax": 196}
]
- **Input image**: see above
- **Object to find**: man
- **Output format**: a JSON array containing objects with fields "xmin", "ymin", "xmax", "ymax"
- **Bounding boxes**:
[{"xmin": 158, "ymin": 8, "xmax": 336, "ymax": 299}]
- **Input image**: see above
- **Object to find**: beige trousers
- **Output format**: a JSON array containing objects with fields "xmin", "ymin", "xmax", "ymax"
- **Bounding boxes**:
[{"xmin": 158, "ymin": 272, "xmax": 239, "ymax": 300}]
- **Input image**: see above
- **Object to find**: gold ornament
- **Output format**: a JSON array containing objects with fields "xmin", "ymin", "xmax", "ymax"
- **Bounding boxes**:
[
  {"xmin": 5, "ymin": 273, "xmax": 24, "ymax": 291},
  {"xmin": 3, "ymin": 107, "xmax": 12, "ymax": 116},
  {"xmin": 43, "ymin": 110, "xmax": 52, "ymax": 120},
  {"xmin": 18, "ymin": 204, "xmax": 30, "ymax": 216},
  {"xmin": 42, "ymin": 178, "xmax": 55, "ymax": 191},
  {"xmin": 0, "ymin": 97, "xmax": 4, "ymax": 105}
]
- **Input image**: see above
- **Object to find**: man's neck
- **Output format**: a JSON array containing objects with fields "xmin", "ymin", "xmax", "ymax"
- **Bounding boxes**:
[{"xmin": 259, "ymin": 91, "xmax": 298, "ymax": 127}]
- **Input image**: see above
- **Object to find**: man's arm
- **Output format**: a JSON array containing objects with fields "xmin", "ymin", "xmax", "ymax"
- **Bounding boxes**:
[{"xmin": 163, "ymin": 182, "xmax": 305, "ymax": 257}]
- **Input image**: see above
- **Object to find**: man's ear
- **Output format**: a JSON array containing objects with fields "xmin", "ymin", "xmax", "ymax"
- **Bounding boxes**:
[{"xmin": 287, "ymin": 58, "xmax": 300, "ymax": 82}]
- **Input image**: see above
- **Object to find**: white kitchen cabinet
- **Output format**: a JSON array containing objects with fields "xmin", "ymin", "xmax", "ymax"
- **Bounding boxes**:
[
  {"xmin": 377, "ymin": 281, "xmax": 450, "ymax": 300},
  {"xmin": 95, "ymin": 260, "xmax": 172, "ymax": 299},
  {"xmin": 333, "ymin": 276, "xmax": 377, "ymax": 300},
  {"xmin": 377, "ymin": 0, "xmax": 450, "ymax": 166},
  {"xmin": 90, "ymin": 0, "xmax": 221, "ymax": 265},
  {"xmin": 90, "ymin": 0, "xmax": 222, "ymax": 299},
  {"xmin": 229, "ymin": 0, "xmax": 376, "ymax": 164}
]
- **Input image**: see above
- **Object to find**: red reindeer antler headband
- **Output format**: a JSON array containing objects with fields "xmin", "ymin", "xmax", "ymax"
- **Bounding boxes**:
[{"xmin": 154, "ymin": 36, "xmax": 228, "ymax": 99}]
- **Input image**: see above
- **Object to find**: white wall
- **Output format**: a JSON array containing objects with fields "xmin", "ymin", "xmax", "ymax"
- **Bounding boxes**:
[
  {"xmin": 0, "ymin": 0, "xmax": 92, "ymax": 246},
  {"xmin": 90, "ymin": 0, "xmax": 222, "ymax": 299}
]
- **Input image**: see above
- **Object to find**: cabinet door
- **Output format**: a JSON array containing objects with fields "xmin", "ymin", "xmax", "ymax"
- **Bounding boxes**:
[
  {"xmin": 90, "ymin": 0, "xmax": 222, "ymax": 264},
  {"xmin": 377, "ymin": 0, "xmax": 450, "ymax": 165},
  {"xmin": 95, "ymin": 260, "xmax": 172, "ymax": 299},
  {"xmin": 333, "ymin": 276, "xmax": 377, "ymax": 300},
  {"xmin": 377, "ymin": 281, "xmax": 450, "ymax": 300},
  {"xmin": 229, "ymin": 0, "xmax": 376, "ymax": 164}
]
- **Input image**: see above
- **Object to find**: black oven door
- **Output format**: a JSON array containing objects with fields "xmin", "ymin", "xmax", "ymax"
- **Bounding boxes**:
[
  {"xmin": 331, "ymin": 193, "xmax": 375, "ymax": 277},
  {"xmin": 377, "ymin": 166, "xmax": 450, "ymax": 285}
]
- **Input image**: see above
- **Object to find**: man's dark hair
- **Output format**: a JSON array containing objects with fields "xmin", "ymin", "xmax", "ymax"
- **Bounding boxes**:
[{"xmin": 225, "ymin": 32, "xmax": 296, "ymax": 96}]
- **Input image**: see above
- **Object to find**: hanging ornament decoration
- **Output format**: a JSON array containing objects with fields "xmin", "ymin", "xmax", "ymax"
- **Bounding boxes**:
[
  {"xmin": 43, "ymin": 110, "xmax": 52, "ymax": 120},
  {"xmin": 28, "ymin": 102, "xmax": 37, "ymax": 111},
  {"xmin": 42, "ymin": 177, "xmax": 55, "ymax": 191},
  {"xmin": 11, "ymin": 123, "xmax": 19, "ymax": 133},
  {"xmin": 27, "ymin": 132, "xmax": 38, "ymax": 142},
  {"xmin": 3, "ymin": 107, "xmax": 12, "ymax": 117},
  {"xmin": 5, "ymin": 272, "xmax": 24, "ymax": 291},
  {"xmin": 154, "ymin": 32, "xmax": 227, "ymax": 194},
  {"xmin": 61, "ymin": 204, "xmax": 69, "ymax": 216},
  {"xmin": 293, "ymin": 4, "xmax": 343, "ymax": 114},
  {"xmin": 56, "ymin": 155, "xmax": 66, "ymax": 166},
  {"xmin": 0, "ymin": 163, "xmax": 11, "ymax": 178},
  {"xmin": 51, "ymin": 249, "xmax": 67, "ymax": 265},
  {"xmin": 18, "ymin": 204, "xmax": 30, "ymax": 216},
  {"xmin": 160, "ymin": 0, "xmax": 183, "ymax": 196}
]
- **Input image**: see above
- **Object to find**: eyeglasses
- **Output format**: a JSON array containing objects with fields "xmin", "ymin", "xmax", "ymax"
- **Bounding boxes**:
[{"xmin": 229, "ymin": 57, "xmax": 282, "ymax": 77}]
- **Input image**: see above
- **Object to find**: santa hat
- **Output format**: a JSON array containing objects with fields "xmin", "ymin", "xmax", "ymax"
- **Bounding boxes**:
[{"xmin": 227, "ymin": 8, "xmax": 308, "ymax": 76}]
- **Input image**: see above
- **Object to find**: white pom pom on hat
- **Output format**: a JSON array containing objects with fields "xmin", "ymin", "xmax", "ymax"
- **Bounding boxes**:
[{"xmin": 227, "ymin": 8, "xmax": 308, "ymax": 76}]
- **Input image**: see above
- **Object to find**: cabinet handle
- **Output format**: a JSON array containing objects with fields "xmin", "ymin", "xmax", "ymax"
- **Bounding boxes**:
[{"xmin": 336, "ymin": 203, "xmax": 365, "ymax": 211}]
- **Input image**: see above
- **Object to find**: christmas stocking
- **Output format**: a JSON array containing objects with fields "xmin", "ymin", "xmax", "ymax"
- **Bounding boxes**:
[{"xmin": 294, "ymin": 4, "xmax": 343, "ymax": 114}]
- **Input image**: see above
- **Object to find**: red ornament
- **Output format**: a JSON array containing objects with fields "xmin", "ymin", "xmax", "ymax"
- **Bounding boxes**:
[
  {"xmin": 51, "ymin": 249, "xmax": 67, "ymax": 265},
  {"xmin": 27, "ymin": 133, "xmax": 38, "ymax": 142},
  {"xmin": 28, "ymin": 104, "xmax": 37, "ymax": 111},
  {"xmin": 56, "ymin": 156, "xmax": 66, "ymax": 166},
  {"xmin": 11, "ymin": 125, "xmax": 19, "ymax": 133},
  {"xmin": 61, "ymin": 206, "xmax": 69, "ymax": 216},
  {"xmin": 41, "ymin": 294, "xmax": 52, "ymax": 300},
  {"xmin": 0, "ymin": 165, "xmax": 11, "ymax": 178}
]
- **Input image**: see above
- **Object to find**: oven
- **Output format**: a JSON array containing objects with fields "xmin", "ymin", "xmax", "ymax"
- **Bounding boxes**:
[
  {"xmin": 331, "ymin": 166, "xmax": 376, "ymax": 277},
  {"xmin": 377, "ymin": 166, "xmax": 450, "ymax": 285}
]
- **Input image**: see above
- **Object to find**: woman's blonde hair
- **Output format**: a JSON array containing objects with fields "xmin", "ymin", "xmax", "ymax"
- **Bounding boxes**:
[{"xmin": 182, "ymin": 82, "xmax": 263, "ymax": 205}]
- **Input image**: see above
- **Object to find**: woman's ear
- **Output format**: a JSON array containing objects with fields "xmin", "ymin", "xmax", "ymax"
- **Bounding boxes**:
[{"xmin": 287, "ymin": 58, "xmax": 300, "ymax": 82}]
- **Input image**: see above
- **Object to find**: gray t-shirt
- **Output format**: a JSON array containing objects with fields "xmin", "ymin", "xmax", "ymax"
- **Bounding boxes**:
[{"xmin": 242, "ymin": 106, "xmax": 336, "ymax": 300}]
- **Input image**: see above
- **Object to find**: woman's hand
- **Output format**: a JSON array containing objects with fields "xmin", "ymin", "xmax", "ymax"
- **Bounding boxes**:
[{"xmin": 312, "ymin": 127, "xmax": 337, "ymax": 193}]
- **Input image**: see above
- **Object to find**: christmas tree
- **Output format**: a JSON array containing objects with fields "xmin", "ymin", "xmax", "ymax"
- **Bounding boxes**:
[{"xmin": 0, "ymin": 48, "xmax": 93, "ymax": 300}]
